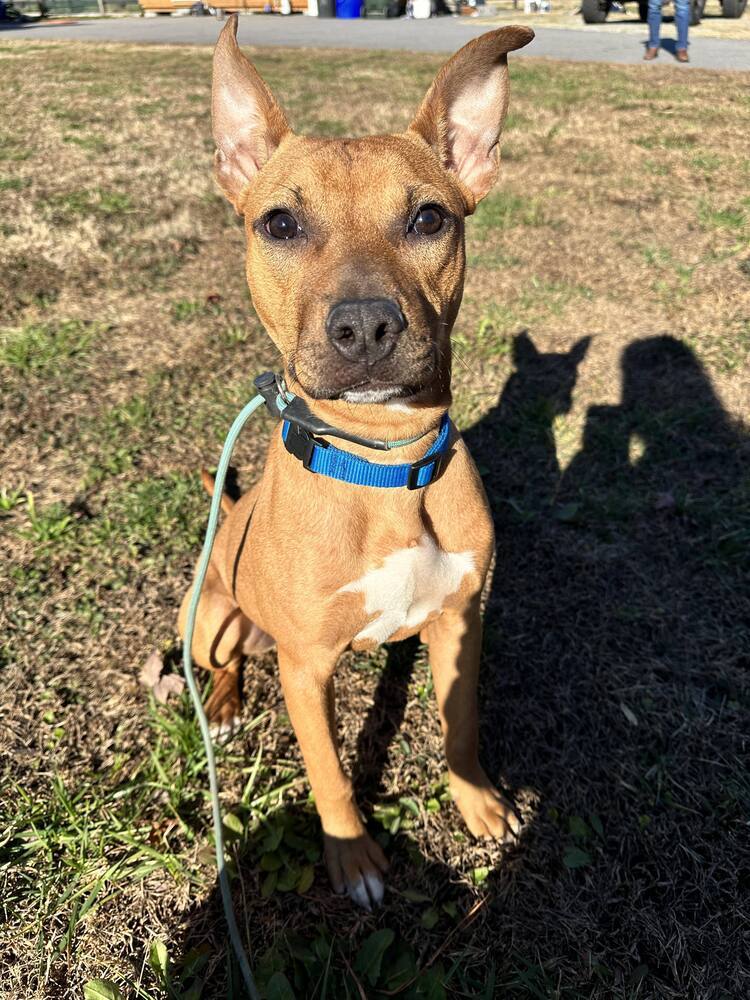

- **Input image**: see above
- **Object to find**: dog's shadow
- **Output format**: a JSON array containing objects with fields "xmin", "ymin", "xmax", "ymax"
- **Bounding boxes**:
[{"xmin": 178, "ymin": 331, "xmax": 749, "ymax": 997}]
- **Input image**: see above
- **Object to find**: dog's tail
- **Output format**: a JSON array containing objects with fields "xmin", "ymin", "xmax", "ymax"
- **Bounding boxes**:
[{"xmin": 200, "ymin": 469, "xmax": 235, "ymax": 515}]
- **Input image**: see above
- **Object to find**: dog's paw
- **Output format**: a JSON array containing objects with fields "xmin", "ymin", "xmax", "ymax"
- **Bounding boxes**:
[
  {"xmin": 209, "ymin": 714, "xmax": 241, "ymax": 743},
  {"xmin": 324, "ymin": 832, "xmax": 389, "ymax": 911},
  {"xmin": 451, "ymin": 773, "xmax": 521, "ymax": 843},
  {"xmin": 205, "ymin": 670, "xmax": 242, "ymax": 743}
]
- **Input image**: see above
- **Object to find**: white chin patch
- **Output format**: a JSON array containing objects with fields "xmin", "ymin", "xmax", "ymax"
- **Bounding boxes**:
[{"xmin": 341, "ymin": 387, "xmax": 403, "ymax": 404}]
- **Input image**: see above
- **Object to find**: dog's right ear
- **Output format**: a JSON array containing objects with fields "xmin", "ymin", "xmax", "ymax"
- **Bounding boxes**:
[{"xmin": 212, "ymin": 15, "xmax": 291, "ymax": 212}]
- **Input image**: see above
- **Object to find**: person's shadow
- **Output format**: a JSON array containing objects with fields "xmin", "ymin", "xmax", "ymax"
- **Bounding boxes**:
[{"xmin": 177, "ymin": 332, "xmax": 749, "ymax": 998}]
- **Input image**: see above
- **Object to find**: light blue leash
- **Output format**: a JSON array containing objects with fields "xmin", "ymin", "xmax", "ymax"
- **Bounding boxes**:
[{"xmin": 181, "ymin": 392, "xmax": 265, "ymax": 1000}]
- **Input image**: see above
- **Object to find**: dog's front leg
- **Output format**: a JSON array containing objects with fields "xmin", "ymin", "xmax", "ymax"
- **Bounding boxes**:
[
  {"xmin": 277, "ymin": 646, "xmax": 389, "ymax": 910},
  {"xmin": 423, "ymin": 600, "xmax": 521, "ymax": 843}
]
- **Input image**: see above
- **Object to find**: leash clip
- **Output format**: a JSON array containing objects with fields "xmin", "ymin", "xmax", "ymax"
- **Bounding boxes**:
[{"xmin": 254, "ymin": 371, "xmax": 291, "ymax": 418}]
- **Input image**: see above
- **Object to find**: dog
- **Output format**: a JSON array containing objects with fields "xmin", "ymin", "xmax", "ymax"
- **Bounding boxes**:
[{"xmin": 179, "ymin": 15, "xmax": 534, "ymax": 911}]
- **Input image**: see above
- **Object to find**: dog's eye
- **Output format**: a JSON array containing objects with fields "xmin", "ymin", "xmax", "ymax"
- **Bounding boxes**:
[
  {"xmin": 411, "ymin": 205, "xmax": 444, "ymax": 237},
  {"xmin": 265, "ymin": 211, "xmax": 299, "ymax": 240}
]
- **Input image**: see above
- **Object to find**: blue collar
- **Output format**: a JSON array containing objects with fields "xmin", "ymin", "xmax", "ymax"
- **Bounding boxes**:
[{"xmin": 282, "ymin": 413, "xmax": 451, "ymax": 490}]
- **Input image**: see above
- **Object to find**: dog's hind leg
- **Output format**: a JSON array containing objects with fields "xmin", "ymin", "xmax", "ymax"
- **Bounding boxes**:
[{"xmin": 178, "ymin": 556, "xmax": 273, "ymax": 738}]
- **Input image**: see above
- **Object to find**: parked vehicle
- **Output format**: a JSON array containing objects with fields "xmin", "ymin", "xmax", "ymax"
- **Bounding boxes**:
[{"xmin": 581, "ymin": 0, "xmax": 746, "ymax": 25}]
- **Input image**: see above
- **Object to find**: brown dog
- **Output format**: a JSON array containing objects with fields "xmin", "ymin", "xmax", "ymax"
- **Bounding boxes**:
[{"xmin": 179, "ymin": 16, "xmax": 533, "ymax": 910}]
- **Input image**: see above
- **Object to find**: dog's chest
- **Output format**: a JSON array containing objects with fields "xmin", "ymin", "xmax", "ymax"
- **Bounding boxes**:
[{"xmin": 339, "ymin": 533, "xmax": 475, "ymax": 646}]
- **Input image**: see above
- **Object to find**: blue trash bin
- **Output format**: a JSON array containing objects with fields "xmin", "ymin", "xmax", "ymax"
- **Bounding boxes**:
[{"xmin": 335, "ymin": 0, "xmax": 362, "ymax": 15}]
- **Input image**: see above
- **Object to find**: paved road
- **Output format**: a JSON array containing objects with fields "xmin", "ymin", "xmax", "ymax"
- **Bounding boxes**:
[{"xmin": 2, "ymin": 13, "xmax": 748, "ymax": 69}]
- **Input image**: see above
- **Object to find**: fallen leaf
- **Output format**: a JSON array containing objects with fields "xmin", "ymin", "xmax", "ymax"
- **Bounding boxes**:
[
  {"xmin": 138, "ymin": 650, "xmax": 163, "ymax": 689},
  {"xmin": 139, "ymin": 650, "xmax": 184, "ymax": 703},
  {"xmin": 153, "ymin": 673, "xmax": 185, "ymax": 704}
]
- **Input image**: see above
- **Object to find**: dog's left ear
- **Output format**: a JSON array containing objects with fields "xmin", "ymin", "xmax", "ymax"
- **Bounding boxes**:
[
  {"xmin": 410, "ymin": 27, "xmax": 534, "ymax": 211},
  {"xmin": 212, "ymin": 14, "xmax": 291, "ymax": 212}
]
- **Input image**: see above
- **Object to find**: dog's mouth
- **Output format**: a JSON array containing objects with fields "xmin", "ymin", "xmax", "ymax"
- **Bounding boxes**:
[
  {"xmin": 288, "ymin": 347, "xmax": 439, "ymax": 404},
  {"xmin": 338, "ymin": 384, "xmax": 417, "ymax": 404},
  {"xmin": 292, "ymin": 372, "xmax": 434, "ymax": 404}
]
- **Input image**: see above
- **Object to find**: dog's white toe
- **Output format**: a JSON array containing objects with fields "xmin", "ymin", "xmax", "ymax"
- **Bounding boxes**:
[
  {"xmin": 346, "ymin": 870, "xmax": 384, "ymax": 910},
  {"xmin": 209, "ymin": 716, "xmax": 240, "ymax": 742},
  {"xmin": 363, "ymin": 870, "xmax": 384, "ymax": 906},
  {"xmin": 347, "ymin": 876, "xmax": 372, "ymax": 911}
]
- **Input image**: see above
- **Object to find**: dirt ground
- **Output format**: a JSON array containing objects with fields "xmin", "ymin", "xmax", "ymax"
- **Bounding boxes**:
[{"xmin": 1, "ymin": 39, "xmax": 749, "ymax": 1000}]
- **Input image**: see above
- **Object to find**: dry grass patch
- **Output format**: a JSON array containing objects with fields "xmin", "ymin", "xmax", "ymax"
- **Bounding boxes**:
[{"xmin": 1, "ymin": 41, "xmax": 749, "ymax": 1000}]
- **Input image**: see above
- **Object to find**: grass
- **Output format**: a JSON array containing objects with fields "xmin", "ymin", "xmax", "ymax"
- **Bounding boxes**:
[
  {"xmin": 1, "ymin": 40, "xmax": 749, "ymax": 1000},
  {"xmin": 0, "ymin": 319, "xmax": 99, "ymax": 375},
  {"xmin": 472, "ymin": 191, "xmax": 549, "ymax": 231}
]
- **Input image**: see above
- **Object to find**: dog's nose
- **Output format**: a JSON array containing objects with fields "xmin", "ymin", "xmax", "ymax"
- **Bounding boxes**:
[{"xmin": 326, "ymin": 299, "xmax": 406, "ymax": 365}]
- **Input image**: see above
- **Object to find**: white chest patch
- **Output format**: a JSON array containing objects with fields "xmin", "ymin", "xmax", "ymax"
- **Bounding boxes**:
[{"xmin": 339, "ymin": 533, "xmax": 475, "ymax": 646}]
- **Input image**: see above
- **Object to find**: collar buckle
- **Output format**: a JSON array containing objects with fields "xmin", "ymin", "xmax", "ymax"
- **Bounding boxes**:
[
  {"xmin": 407, "ymin": 451, "xmax": 445, "ymax": 490},
  {"xmin": 284, "ymin": 422, "xmax": 327, "ymax": 471}
]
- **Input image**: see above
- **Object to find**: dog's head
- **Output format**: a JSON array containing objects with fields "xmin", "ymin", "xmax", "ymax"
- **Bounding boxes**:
[{"xmin": 212, "ymin": 18, "xmax": 532, "ymax": 409}]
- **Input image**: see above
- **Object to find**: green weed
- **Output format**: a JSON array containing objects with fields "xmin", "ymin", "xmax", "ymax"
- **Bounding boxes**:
[
  {"xmin": 172, "ymin": 299, "xmax": 208, "ymax": 322},
  {"xmin": 44, "ymin": 188, "xmax": 133, "ymax": 222},
  {"xmin": 634, "ymin": 133, "xmax": 699, "ymax": 151},
  {"xmin": 691, "ymin": 152, "xmax": 722, "ymax": 173},
  {"xmin": 698, "ymin": 199, "xmax": 748, "ymax": 233},
  {"xmin": 62, "ymin": 133, "xmax": 109, "ymax": 154},
  {"xmin": 643, "ymin": 158, "xmax": 671, "ymax": 177},
  {"xmin": 472, "ymin": 190, "xmax": 547, "ymax": 232},
  {"xmin": 0, "ymin": 176, "xmax": 29, "ymax": 192},
  {"xmin": 0, "ymin": 139, "xmax": 31, "ymax": 162},
  {"xmin": 87, "ymin": 473, "xmax": 207, "ymax": 562},
  {"xmin": 466, "ymin": 249, "xmax": 522, "ymax": 269},
  {"xmin": 0, "ymin": 320, "xmax": 97, "ymax": 375},
  {"xmin": 19, "ymin": 494, "xmax": 75, "ymax": 546},
  {"xmin": 0, "ymin": 488, "xmax": 25, "ymax": 515}
]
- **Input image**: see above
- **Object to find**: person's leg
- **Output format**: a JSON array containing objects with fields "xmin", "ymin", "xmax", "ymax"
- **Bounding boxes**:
[
  {"xmin": 646, "ymin": 0, "xmax": 662, "ymax": 54},
  {"xmin": 673, "ymin": 0, "xmax": 690, "ymax": 52}
]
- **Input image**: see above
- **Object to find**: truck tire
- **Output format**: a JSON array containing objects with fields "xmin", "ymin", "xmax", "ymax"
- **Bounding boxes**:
[
  {"xmin": 582, "ymin": 0, "xmax": 610, "ymax": 21},
  {"xmin": 638, "ymin": 0, "xmax": 648, "ymax": 19},
  {"xmin": 721, "ymin": 0, "xmax": 746, "ymax": 16}
]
